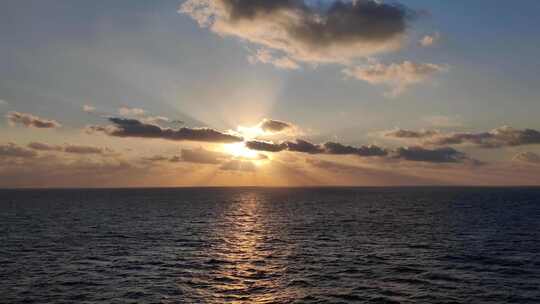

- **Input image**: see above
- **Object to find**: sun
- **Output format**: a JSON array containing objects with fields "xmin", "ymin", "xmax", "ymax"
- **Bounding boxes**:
[{"xmin": 223, "ymin": 142, "xmax": 260, "ymax": 159}]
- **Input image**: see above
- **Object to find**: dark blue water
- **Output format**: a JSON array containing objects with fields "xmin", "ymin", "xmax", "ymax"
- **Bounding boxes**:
[{"xmin": 1, "ymin": 187, "xmax": 539, "ymax": 303}]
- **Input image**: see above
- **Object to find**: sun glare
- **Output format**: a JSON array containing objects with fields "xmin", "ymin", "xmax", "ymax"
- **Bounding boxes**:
[
  {"xmin": 223, "ymin": 143, "xmax": 260, "ymax": 159},
  {"xmin": 237, "ymin": 125, "xmax": 265, "ymax": 139}
]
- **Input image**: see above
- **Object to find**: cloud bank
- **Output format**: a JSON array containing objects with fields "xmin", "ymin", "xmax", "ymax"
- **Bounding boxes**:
[
  {"xmin": 426, "ymin": 126, "xmax": 540, "ymax": 148},
  {"xmin": 246, "ymin": 139, "xmax": 387, "ymax": 157},
  {"xmin": 245, "ymin": 138, "xmax": 478, "ymax": 164},
  {"xmin": 387, "ymin": 126, "xmax": 540, "ymax": 148}
]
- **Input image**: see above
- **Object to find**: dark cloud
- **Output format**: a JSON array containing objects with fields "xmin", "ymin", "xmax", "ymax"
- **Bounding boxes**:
[
  {"xmin": 246, "ymin": 139, "xmax": 387, "ymax": 156},
  {"xmin": 181, "ymin": 0, "xmax": 412, "ymax": 64},
  {"xmin": 0, "ymin": 143, "xmax": 37, "ymax": 158},
  {"xmin": 259, "ymin": 119, "xmax": 292, "ymax": 133},
  {"xmin": 88, "ymin": 118, "xmax": 243, "ymax": 143},
  {"xmin": 245, "ymin": 138, "xmax": 476, "ymax": 164},
  {"xmin": 426, "ymin": 127, "xmax": 540, "ymax": 148},
  {"xmin": 285, "ymin": 139, "xmax": 325, "ymax": 154},
  {"xmin": 384, "ymin": 126, "xmax": 540, "ymax": 149},
  {"xmin": 6, "ymin": 112, "xmax": 61, "ymax": 129},
  {"xmin": 246, "ymin": 140, "xmax": 287, "ymax": 152},
  {"xmin": 392, "ymin": 146, "xmax": 468, "ymax": 163},
  {"xmin": 323, "ymin": 142, "xmax": 388, "ymax": 156}
]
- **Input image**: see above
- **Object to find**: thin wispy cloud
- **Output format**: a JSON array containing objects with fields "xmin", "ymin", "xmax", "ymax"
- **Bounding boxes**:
[
  {"xmin": 248, "ymin": 49, "xmax": 300, "ymax": 70},
  {"xmin": 118, "ymin": 107, "xmax": 146, "ymax": 116},
  {"xmin": 343, "ymin": 61, "xmax": 447, "ymax": 97},
  {"xmin": 6, "ymin": 112, "xmax": 61, "ymax": 129},
  {"xmin": 420, "ymin": 32, "xmax": 441, "ymax": 47},
  {"xmin": 83, "ymin": 105, "xmax": 96, "ymax": 113},
  {"xmin": 28, "ymin": 142, "xmax": 114, "ymax": 155}
]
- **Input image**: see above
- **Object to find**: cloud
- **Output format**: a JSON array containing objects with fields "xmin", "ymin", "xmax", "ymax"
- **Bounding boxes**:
[
  {"xmin": 142, "ymin": 155, "xmax": 176, "ymax": 163},
  {"xmin": 286, "ymin": 139, "xmax": 325, "ymax": 154},
  {"xmin": 180, "ymin": 0, "xmax": 412, "ymax": 65},
  {"xmin": 259, "ymin": 118, "xmax": 293, "ymax": 133},
  {"xmin": 28, "ymin": 142, "xmax": 113, "ymax": 155},
  {"xmin": 392, "ymin": 146, "xmax": 470, "ymax": 163},
  {"xmin": 28, "ymin": 142, "xmax": 63, "ymax": 151},
  {"xmin": 0, "ymin": 155, "xmax": 153, "ymax": 188},
  {"xmin": 118, "ymin": 107, "xmax": 146, "ymax": 116},
  {"xmin": 383, "ymin": 126, "xmax": 540, "ymax": 149},
  {"xmin": 323, "ymin": 142, "xmax": 388, "ymax": 156},
  {"xmin": 420, "ymin": 32, "xmax": 440, "ymax": 47},
  {"xmin": 6, "ymin": 111, "xmax": 61, "ymax": 129},
  {"xmin": 384, "ymin": 128, "xmax": 439, "ymax": 139},
  {"xmin": 142, "ymin": 116, "xmax": 170, "ymax": 124},
  {"xmin": 248, "ymin": 49, "xmax": 300, "ymax": 70},
  {"xmin": 63, "ymin": 145, "xmax": 111, "ymax": 155},
  {"xmin": 513, "ymin": 152, "xmax": 540, "ymax": 165},
  {"xmin": 343, "ymin": 61, "xmax": 446, "ymax": 97},
  {"xmin": 219, "ymin": 159, "xmax": 256, "ymax": 172},
  {"xmin": 87, "ymin": 118, "xmax": 243, "ymax": 143},
  {"xmin": 83, "ymin": 105, "xmax": 96, "ymax": 113},
  {"xmin": 0, "ymin": 143, "xmax": 37, "ymax": 158},
  {"xmin": 246, "ymin": 139, "xmax": 387, "ymax": 156},
  {"xmin": 245, "ymin": 140, "xmax": 287, "ymax": 152},
  {"xmin": 246, "ymin": 138, "xmax": 477, "ymax": 164},
  {"xmin": 181, "ymin": 148, "xmax": 228, "ymax": 164},
  {"xmin": 426, "ymin": 126, "xmax": 540, "ymax": 148}
]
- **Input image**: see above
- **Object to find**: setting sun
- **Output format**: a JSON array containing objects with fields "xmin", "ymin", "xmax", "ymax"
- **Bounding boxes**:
[{"xmin": 223, "ymin": 142, "xmax": 260, "ymax": 159}]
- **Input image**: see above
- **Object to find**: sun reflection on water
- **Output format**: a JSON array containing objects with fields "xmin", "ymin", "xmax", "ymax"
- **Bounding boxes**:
[{"xmin": 200, "ymin": 191, "xmax": 294, "ymax": 303}]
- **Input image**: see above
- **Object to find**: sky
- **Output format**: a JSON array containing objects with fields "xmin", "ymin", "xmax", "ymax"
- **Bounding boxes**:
[{"xmin": 1, "ymin": 0, "xmax": 540, "ymax": 187}]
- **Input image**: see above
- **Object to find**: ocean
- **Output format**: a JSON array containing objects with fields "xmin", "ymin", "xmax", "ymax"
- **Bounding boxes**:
[{"xmin": 1, "ymin": 187, "xmax": 539, "ymax": 303}]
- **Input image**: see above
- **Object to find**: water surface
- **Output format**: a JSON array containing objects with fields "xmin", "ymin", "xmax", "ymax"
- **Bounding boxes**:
[{"xmin": 1, "ymin": 187, "xmax": 539, "ymax": 303}]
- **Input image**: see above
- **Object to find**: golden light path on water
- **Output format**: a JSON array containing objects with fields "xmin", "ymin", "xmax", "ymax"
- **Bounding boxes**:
[{"xmin": 191, "ymin": 191, "xmax": 301, "ymax": 303}]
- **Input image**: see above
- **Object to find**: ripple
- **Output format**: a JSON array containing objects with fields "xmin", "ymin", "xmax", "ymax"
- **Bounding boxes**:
[{"xmin": 1, "ymin": 187, "xmax": 539, "ymax": 303}]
